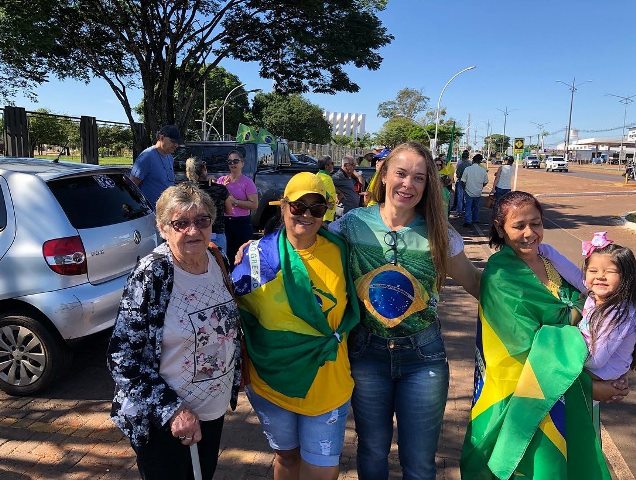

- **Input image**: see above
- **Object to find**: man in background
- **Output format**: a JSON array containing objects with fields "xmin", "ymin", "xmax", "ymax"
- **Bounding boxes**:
[
  {"xmin": 316, "ymin": 155, "xmax": 337, "ymax": 223},
  {"xmin": 460, "ymin": 153, "xmax": 488, "ymax": 228},
  {"xmin": 452, "ymin": 149, "xmax": 471, "ymax": 215},
  {"xmin": 130, "ymin": 125, "xmax": 181, "ymax": 208},
  {"xmin": 332, "ymin": 155, "xmax": 363, "ymax": 215}
]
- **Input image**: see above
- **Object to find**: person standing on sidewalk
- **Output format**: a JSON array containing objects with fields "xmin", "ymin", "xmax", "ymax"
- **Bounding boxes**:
[
  {"xmin": 129, "ymin": 124, "xmax": 180, "ymax": 209},
  {"xmin": 108, "ymin": 183, "xmax": 241, "ymax": 480},
  {"xmin": 316, "ymin": 155, "xmax": 338, "ymax": 223},
  {"xmin": 461, "ymin": 191, "xmax": 629, "ymax": 480},
  {"xmin": 332, "ymin": 155, "xmax": 364, "ymax": 215},
  {"xmin": 491, "ymin": 155, "xmax": 513, "ymax": 206},
  {"xmin": 231, "ymin": 172, "xmax": 359, "ymax": 480},
  {"xmin": 460, "ymin": 153, "xmax": 488, "ymax": 227},
  {"xmin": 217, "ymin": 150, "xmax": 258, "ymax": 263},
  {"xmin": 329, "ymin": 141, "xmax": 481, "ymax": 480},
  {"xmin": 452, "ymin": 149, "xmax": 471, "ymax": 215}
]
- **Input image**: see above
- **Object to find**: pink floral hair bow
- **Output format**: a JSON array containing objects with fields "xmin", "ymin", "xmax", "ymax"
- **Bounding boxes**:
[{"xmin": 581, "ymin": 231, "xmax": 613, "ymax": 257}]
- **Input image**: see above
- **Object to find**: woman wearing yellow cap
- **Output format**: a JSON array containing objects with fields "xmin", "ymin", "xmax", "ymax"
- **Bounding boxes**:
[{"xmin": 231, "ymin": 172, "xmax": 359, "ymax": 480}]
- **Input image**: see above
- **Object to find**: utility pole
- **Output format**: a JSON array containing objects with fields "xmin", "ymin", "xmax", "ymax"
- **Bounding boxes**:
[
  {"xmin": 556, "ymin": 77, "xmax": 590, "ymax": 161},
  {"xmin": 606, "ymin": 93, "xmax": 636, "ymax": 166},
  {"xmin": 530, "ymin": 122, "xmax": 549, "ymax": 153},
  {"xmin": 466, "ymin": 113, "xmax": 471, "ymax": 150}
]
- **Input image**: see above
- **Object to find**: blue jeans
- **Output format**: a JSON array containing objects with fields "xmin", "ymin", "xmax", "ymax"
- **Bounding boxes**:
[
  {"xmin": 246, "ymin": 387, "xmax": 350, "ymax": 467},
  {"xmin": 348, "ymin": 322, "xmax": 449, "ymax": 480},
  {"xmin": 464, "ymin": 195, "xmax": 481, "ymax": 224},
  {"xmin": 453, "ymin": 181, "xmax": 465, "ymax": 213},
  {"xmin": 494, "ymin": 187, "xmax": 510, "ymax": 206}
]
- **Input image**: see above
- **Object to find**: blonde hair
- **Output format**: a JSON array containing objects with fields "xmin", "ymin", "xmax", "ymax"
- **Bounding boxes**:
[
  {"xmin": 371, "ymin": 141, "xmax": 449, "ymax": 287},
  {"xmin": 156, "ymin": 183, "xmax": 216, "ymax": 230},
  {"xmin": 185, "ymin": 157, "xmax": 206, "ymax": 183}
]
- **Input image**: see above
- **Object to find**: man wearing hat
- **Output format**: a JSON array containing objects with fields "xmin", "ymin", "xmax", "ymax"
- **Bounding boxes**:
[{"xmin": 130, "ymin": 124, "xmax": 182, "ymax": 208}]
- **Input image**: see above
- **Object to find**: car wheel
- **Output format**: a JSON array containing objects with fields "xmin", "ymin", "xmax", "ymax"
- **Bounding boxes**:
[
  {"xmin": 0, "ymin": 313, "xmax": 70, "ymax": 396},
  {"xmin": 546, "ymin": 167, "xmax": 551, "ymax": 172},
  {"xmin": 563, "ymin": 169, "xmax": 568, "ymax": 173}
]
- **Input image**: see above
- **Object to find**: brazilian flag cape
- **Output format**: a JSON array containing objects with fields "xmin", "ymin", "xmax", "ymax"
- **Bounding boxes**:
[
  {"xmin": 460, "ymin": 246, "xmax": 610, "ymax": 479},
  {"xmin": 230, "ymin": 227, "xmax": 359, "ymax": 398}
]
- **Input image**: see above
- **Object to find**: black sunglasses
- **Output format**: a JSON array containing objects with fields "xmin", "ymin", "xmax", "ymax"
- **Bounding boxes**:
[
  {"xmin": 288, "ymin": 201, "xmax": 328, "ymax": 218},
  {"xmin": 169, "ymin": 215, "xmax": 212, "ymax": 232},
  {"xmin": 227, "ymin": 159, "xmax": 241, "ymax": 165},
  {"xmin": 384, "ymin": 230, "xmax": 399, "ymax": 265}
]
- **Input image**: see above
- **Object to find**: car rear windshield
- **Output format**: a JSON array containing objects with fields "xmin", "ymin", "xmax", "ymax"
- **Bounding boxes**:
[
  {"xmin": 47, "ymin": 173, "xmax": 152, "ymax": 229},
  {"xmin": 0, "ymin": 187, "xmax": 6, "ymax": 231}
]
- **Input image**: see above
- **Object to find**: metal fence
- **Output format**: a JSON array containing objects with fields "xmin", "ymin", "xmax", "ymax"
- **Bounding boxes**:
[{"xmin": 287, "ymin": 141, "xmax": 365, "ymax": 163}]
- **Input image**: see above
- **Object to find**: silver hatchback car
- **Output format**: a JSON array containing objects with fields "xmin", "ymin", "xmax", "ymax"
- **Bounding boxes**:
[{"xmin": 0, "ymin": 158, "xmax": 158, "ymax": 395}]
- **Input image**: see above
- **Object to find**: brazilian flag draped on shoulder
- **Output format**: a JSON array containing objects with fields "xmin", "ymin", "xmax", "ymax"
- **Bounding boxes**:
[
  {"xmin": 230, "ymin": 227, "xmax": 359, "ymax": 398},
  {"xmin": 236, "ymin": 123, "xmax": 277, "ymax": 148},
  {"xmin": 460, "ymin": 246, "xmax": 610, "ymax": 480}
]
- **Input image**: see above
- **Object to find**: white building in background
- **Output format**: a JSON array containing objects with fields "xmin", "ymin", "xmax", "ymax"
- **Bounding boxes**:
[{"xmin": 324, "ymin": 111, "xmax": 366, "ymax": 140}]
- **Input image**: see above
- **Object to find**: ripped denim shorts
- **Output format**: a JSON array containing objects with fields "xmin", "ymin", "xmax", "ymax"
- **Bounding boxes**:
[{"xmin": 245, "ymin": 386, "xmax": 350, "ymax": 467}]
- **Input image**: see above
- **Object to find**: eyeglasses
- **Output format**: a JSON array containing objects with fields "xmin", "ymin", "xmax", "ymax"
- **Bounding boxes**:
[
  {"xmin": 227, "ymin": 159, "xmax": 241, "ymax": 165},
  {"xmin": 169, "ymin": 216, "xmax": 212, "ymax": 232},
  {"xmin": 384, "ymin": 230, "xmax": 400, "ymax": 266},
  {"xmin": 288, "ymin": 200, "xmax": 328, "ymax": 218}
]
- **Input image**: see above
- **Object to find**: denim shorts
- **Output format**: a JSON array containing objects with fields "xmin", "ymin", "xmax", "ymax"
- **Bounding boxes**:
[{"xmin": 245, "ymin": 387, "xmax": 350, "ymax": 467}]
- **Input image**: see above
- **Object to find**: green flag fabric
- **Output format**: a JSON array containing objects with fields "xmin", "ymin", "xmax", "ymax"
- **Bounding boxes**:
[
  {"xmin": 445, "ymin": 121, "xmax": 456, "ymax": 163},
  {"xmin": 461, "ymin": 246, "xmax": 610, "ymax": 479},
  {"xmin": 230, "ymin": 227, "xmax": 359, "ymax": 398}
]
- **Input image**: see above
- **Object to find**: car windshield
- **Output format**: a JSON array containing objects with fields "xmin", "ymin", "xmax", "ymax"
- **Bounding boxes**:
[{"xmin": 552, "ymin": 157, "xmax": 564, "ymax": 161}]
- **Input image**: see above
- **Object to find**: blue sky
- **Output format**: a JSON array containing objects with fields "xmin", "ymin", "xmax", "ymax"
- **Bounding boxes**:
[{"xmin": 10, "ymin": 0, "xmax": 636, "ymax": 148}]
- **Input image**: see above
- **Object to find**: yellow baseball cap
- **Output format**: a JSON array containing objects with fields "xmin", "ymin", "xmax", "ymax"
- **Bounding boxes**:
[{"xmin": 269, "ymin": 172, "xmax": 326, "ymax": 205}]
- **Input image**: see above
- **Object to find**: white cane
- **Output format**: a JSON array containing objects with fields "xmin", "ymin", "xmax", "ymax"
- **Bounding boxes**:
[{"xmin": 190, "ymin": 444, "xmax": 203, "ymax": 480}]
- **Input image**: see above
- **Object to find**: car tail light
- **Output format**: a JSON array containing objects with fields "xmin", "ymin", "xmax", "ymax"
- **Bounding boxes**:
[{"xmin": 42, "ymin": 236, "xmax": 88, "ymax": 276}]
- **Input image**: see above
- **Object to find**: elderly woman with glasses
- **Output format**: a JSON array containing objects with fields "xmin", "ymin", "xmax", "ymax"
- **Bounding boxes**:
[
  {"xmin": 108, "ymin": 183, "xmax": 241, "ymax": 480},
  {"xmin": 217, "ymin": 150, "xmax": 258, "ymax": 263},
  {"xmin": 328, "ymin": 141, "xmax": 481, "ymax": 480},
  {"xmin": 231, "ymin": 172, "xmax": 359, "ymax": 480}
]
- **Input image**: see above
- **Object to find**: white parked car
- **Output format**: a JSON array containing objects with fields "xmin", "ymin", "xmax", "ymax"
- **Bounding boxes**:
[
  {"xmin": 0, "ymin": 158, "xmax": 158, "ymax": 395},
  {"xmin": 545, "ymin": 156, "xmax": 568, "ymax": 172}
]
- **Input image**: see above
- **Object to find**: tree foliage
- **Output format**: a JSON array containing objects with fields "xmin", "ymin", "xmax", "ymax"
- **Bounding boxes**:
[
  {"xmin": 250, "ymin": 93, "xmax": 331, "ymax": 144},
  {"xmin": 484, "ymin": 134, "xmax": 511, "ymax": 154},
  {"xmin": 28, "ymin": 109, "xmax": 71, "ymax": 155},
  {"xmin": 376, "ymin": 117, "xmax": 463, "ymax": 149},
  {"xmin": 1, "ymin": 0, "xmax": 392, "ymax": 154},
  {"xmin": 378, "ymin": 88, "xmax": 429, "ymax": 120}
]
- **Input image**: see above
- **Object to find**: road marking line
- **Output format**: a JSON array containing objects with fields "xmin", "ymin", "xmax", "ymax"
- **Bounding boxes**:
[
  {"xmin": 535, "ymin": 191, "xmax": 635, "ymax": 198},
  {"xmin": 601, "ymin": 423, "xmax": 635, "ymax": 479}
]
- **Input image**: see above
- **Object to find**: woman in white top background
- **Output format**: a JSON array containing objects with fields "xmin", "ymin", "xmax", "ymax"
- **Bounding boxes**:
[{"xmin": 491, "ymin": 155, "xmax": 514, "ymax": 205}]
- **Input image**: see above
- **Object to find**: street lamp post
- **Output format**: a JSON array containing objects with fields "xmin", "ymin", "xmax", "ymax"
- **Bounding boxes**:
[
  {"xmin": 530, "ymin": 121, "xmax": 549, "ymax": 152},
  {"xmin": 606, "ymin": 93, "xmax": 636, "ymax": 166},
  {"xmin": 556, "ymin": 77, "xmax": 590, "ymax": 161},
  {"xmin": 203, "ymin": 87, "xmax": 261, "ymax": 140},
  {"xmin": 222, "ymin": 83, "xmax": 246, "ymax": 138},
  {"xmin": 497, "ymin": 107, "xmax": 513, "ymax": 156},
  {"xmin": 432, "ymin": 65, "xmax": 476, "ymax": 154}
]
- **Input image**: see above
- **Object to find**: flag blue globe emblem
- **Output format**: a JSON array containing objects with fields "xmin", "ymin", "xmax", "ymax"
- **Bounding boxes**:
[{"xmin": 368, "ymin": 270, "xmax": 415, "ymax": 319}]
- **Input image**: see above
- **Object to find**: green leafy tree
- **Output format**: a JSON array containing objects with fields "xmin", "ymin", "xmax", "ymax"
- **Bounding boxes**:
[
  {"xmin": 1, "ymin": 0, "xmax": 392, "ymax": 155},
  {"xmin": 375, "ymin": 117, "xmax": 419, "ymax": 148},
  {"xmin": 28, "ymin": 109, "xmax": 68, "ymax": 155},
  {"xmin": 250, "ymin": 93, "xmax": 331, "ymax": 144},
  {"xmin": 331, "ymin": 135, "xmax": 354, "ymax": 147},
  {"xmin": 485, "ymin": 134, "xmax": 511, "ymax": 154},
  {"xmin": 378, "ymin": 88, "xmax": 429, "ymax": 120}
]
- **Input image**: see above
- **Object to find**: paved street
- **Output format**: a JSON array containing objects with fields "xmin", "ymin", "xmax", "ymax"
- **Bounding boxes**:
[{"xmin": 0, "ymin": 165, "xmax": 634, "ymax": 479}]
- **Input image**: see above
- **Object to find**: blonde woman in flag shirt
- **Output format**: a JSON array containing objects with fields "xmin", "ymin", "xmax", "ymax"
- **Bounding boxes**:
[
  {"xmin": 231, "ymin": 172, "xmax": 359, "ymax": 480},
  {"xmin": 329, "ymin": 142, "xmax": 481, "ymax": 480}
]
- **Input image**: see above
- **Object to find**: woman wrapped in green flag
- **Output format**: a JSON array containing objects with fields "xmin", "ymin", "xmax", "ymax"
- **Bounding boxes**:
[
  {"xmin": 461, "ymin": 191, "xmax": 629, "ymax": 479},
  {"xmin": 231, "ymin": 172, "xmax": 359, "ymax": 480}
]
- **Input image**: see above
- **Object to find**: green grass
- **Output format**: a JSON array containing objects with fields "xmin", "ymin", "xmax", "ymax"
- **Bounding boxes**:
[{"xmin": 35, "ymin": 154, "xmax": 133, "ymax": 166}]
